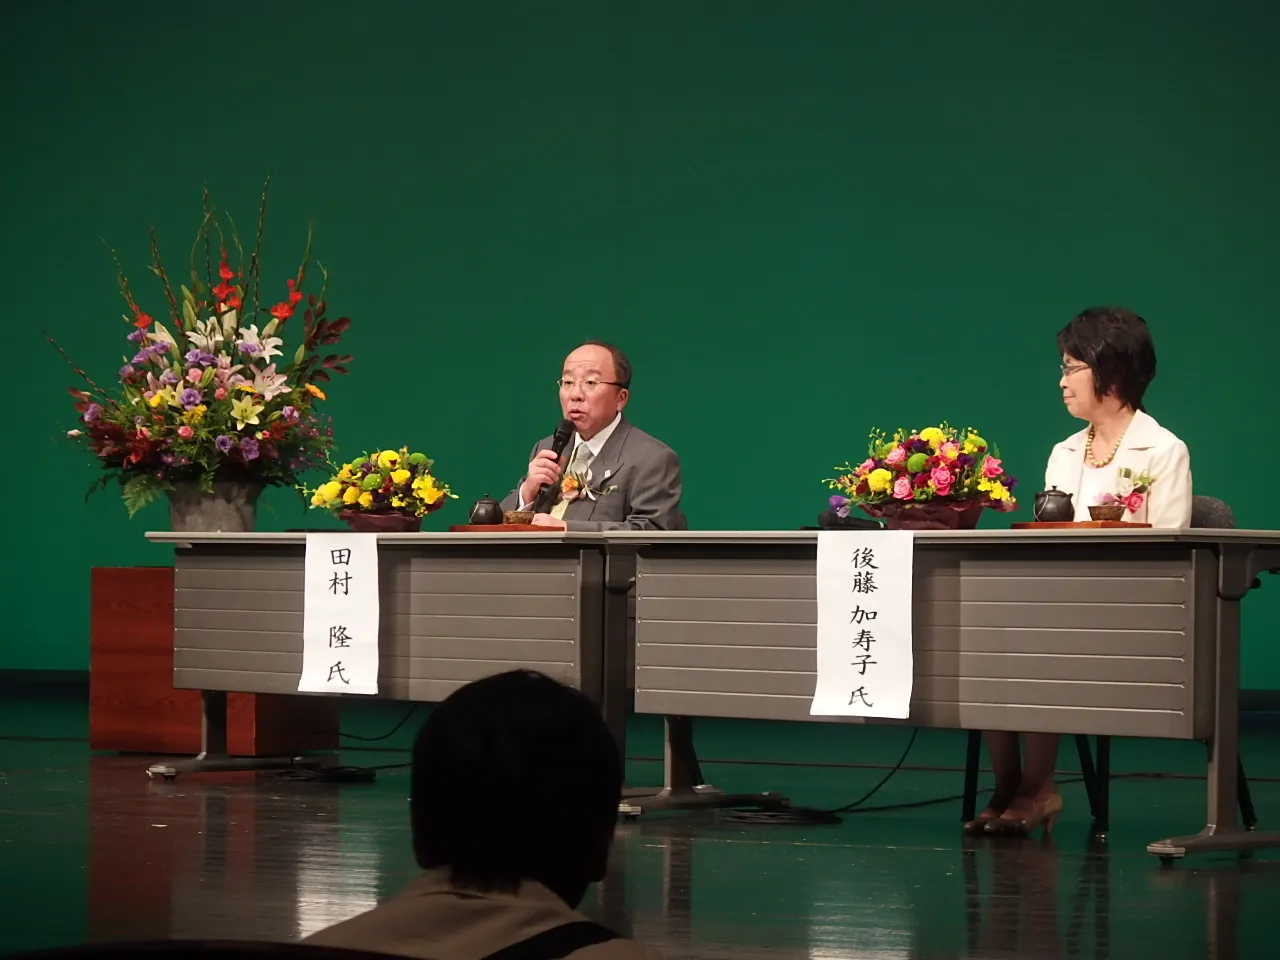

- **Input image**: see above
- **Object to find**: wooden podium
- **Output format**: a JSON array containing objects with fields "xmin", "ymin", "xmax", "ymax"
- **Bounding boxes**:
[{"xmin": 89, "ymin": 566, "xmax": 339, "ymax": 756}]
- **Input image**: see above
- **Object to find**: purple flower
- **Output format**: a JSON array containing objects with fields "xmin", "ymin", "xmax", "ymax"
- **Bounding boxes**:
[
  {"xmin": 184, "ymin": 349, "xmax": 215, "ymax": 366},
  {"xmin": 119, "ymin": 364, "xmax": 136, "ymax": 380},
  {"xmin": 179, "ymin": 388, "xmax": 201, "ymax": 409},
  {"xmin": 957, "ymin": 453, "xmax": 975, "ymax": 470},
  {"xmin": 281, "ymin": 405, "xmax": 298, "ymax": 420},
  {"xmin": 131, "ymin": 350, "xmax": 150, "ymax": 365},
  {"xmin": 148, "ymin": 342, "xmax": 170, "ymax": 356},
  {"xmin": 160, "ymin": 370, "xmax": 180, "ymax": 386},
  {"xmin": 127, "ymin": 329, "xmax": 146, "ymax": 344},
  {"xmin": 239, "ymin": 437, "xmax": 260, "ymax": 461},
  {"xmin": 161, "ymin": 453, "xmax": 176, "ymax": 465},
  {"xmin": 215, "ymin": 435, "xmax": 234, "ymax": 453},
  {"xmin": 83, "ymin": 403, "xmax": 101, "ymax": 423},
  {"xmin": 828, "ymin": 494, "xmax": 851, "ymax": 519},
  {"xmin": 238, "ymin": 341, "xmax": 262, "ymax": 357}
]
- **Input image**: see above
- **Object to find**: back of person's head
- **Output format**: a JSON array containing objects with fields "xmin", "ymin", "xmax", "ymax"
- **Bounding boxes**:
[{"xmin": 410, "ymin": 670, "xmax": 623, "ymax": 905}]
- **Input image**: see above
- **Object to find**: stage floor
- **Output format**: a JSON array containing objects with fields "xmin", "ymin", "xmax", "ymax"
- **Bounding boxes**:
[{"xmin": 1, "ymin": 700, "xmax": 1279, "ymax": 958}]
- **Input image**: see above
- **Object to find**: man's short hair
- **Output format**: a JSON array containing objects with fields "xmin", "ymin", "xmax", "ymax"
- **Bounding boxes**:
[
  {"xmin": 411, "ymin": 670, "xmax": 623, "ymax": 894},
  {"xmin": 1056, "ymin": 306, "xmax": 1157, "ymax": 411},
  {"xmin": 577, "ymin": 340, "xmax": 632, "ymax": 389}
]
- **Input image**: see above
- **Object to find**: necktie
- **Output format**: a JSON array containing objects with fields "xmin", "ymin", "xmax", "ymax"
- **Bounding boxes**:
[{"xmin": 550, "ymin": 444, "xmax": 594, "ymax": 520}]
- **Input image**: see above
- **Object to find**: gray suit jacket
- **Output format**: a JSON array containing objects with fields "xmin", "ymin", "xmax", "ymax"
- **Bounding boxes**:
[{"xmin": 500, "ymin": 417, "xmax": 687, "ymax": 531}]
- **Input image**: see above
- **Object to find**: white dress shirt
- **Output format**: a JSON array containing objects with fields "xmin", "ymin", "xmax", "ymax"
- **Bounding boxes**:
[{"xmin": 1043, "ymin": 409, "xmax": 1193, "ymax": 527}]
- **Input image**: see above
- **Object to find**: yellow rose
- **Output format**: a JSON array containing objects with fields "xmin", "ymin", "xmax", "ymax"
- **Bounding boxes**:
[
  {"xmin": 342, "ymin": 485, "xmax": 360, "ymax": 505},
  {"xmin": 310, "ymin": 493, "xmax": 325, "ymax": 506},
  {"xmin": 338, "ymin": 466, "xmax": 353, "ymax": 481},
  {"xmin": 867, "ymin": 468, "xmax": 893, "ymax": 494},
  {"xmin": 377, "ymin": 450, "xmax": 400, "ymax": 469},
  {"xmin": 358, "ymin": 491, "xmax": 374, "ymax": 508},
  {"xmin": 391, "ymin": 468, "xmax": 411, "ymax": 485},
  {"xmin": 319, "ymin": 481, "xmax": 343, "ymax": 502}
]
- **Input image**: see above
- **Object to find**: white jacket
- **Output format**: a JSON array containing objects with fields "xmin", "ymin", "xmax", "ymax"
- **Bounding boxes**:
[{"xmin": 1044, "ymin": 409, "xmax": 1193, "ymax": 528}]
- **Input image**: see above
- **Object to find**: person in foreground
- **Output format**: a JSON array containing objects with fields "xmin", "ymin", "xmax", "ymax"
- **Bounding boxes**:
[
  {"xmin": 501, "ymin": 341, "xmax": 686, "ymax": 531},
  {"xmin": 969, "ymin": 306, "xmax": 1193, "ymax": 838},
  {"xmin": 305, "ymin": 670, "xmax": 660, "ymax": 960}
]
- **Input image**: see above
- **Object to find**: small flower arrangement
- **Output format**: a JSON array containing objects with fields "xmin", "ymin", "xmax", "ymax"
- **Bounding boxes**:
[
  {"xmin": 49, "ymin": 180, "xmax": 353, "ymax": 518},
  {"xmin": 560, "ymin": 461, "xmax": 618, "ymax": 504},
  {"xmin": 826, "ymin": 424, "xmax": 1017, "ymax": 528},
  {"xmin": 309, "ymin": 447, "xmax": 457, "ymax": 531},
  {"xmin": 1093, "ymin": 466, "xmax": 1151, "ymax": 514}
]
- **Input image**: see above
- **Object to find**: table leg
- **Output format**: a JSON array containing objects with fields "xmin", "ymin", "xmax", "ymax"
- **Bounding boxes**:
[
  {"xmin": 145, "ymin": 690, "xmax": 329, "ymax": 781},
  {"xmin": 1146, "ymin": 586, "xmax": 1280, "ymax": 860},
  {"xmin": 618, "ymin": 716, "xmax": 788, "ymax": 817}
]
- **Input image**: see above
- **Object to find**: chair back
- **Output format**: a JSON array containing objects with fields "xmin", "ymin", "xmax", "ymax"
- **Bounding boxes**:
[{"xmin": 1190, "ymin": 495, "xmax": 1235, "ymax": 530}]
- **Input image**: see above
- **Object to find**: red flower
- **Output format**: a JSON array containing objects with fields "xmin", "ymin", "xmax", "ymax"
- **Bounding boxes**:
[
  {"xmin": 133, "ymin": 311, "xmax": 154, "ymax": 330},
  {"xmin": 270, "ymin": 300, "xmax": 293, "ymax": 321},
  {"xmin": 219, "ymin": 252, "xmax": 235, "ymax": 281}
]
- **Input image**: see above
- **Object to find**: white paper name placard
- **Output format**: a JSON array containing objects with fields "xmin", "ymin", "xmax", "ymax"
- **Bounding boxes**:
[
  {"xmin": 811, "ymin": 530, "xmax": 915, "ymax": 719},
  {"xmin": 298, "ymin": 533, "xmax": 380, "ymax": 695}
]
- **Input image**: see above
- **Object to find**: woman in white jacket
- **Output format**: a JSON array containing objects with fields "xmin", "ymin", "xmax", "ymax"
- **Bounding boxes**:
[{"xmin": 972, "ymin": 306, "xmax": 1193, "ymax": 837}]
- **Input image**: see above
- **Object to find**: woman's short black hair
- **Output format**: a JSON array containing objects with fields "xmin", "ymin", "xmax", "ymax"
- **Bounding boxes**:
[
  {"xmin": 1057, "ymin": 306, "xmax": 1157, "ymax": 411},
  {"xmin": 410, "ymin": 670, "xmax": 622, "ymax": 896}
]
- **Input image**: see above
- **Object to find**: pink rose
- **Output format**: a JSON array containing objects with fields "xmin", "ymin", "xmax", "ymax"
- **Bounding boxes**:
[
  {"xmin": 983, "ymin": 457, "xmax": 1003, "ymax": 479},
  {"xmin": 893, "ymin": 476, "xmax": 913, "ymax": 500},
  {"xmin": 856, "ymin": 458, "xmax": 875, "ymax": 476},
  {"xmin": 1124, "ymin": 492, "xmax": 1144, "ymax": 513},
  {"xmin": 214, "ymin": 387, "xmax": 227, "ymax": 400},
  {"xmin": 939, "ymin": 440, "xmax": 960, "ymax": 460},
  {"xmin": 930, "ymin": 465, "xmax": 953, "ymax": 497},
  {"xmin": 186, "ymin": 368, "xmax": 202, "ymax": 384},
  {"xmin": 178, "ymin": 425, "xmax": 194, "ymax": 439},
  {"xmin": 885, "ymin": 447, "xmax": 907, "ymax": 466}
]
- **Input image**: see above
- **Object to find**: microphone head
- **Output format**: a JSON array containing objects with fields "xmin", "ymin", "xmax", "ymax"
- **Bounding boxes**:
[{"xmin": 550, "ymin": 418, "xmax": 575, "ymax": 454}]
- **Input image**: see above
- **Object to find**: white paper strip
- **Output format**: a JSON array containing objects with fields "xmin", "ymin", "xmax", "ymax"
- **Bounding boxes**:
[
  {"xmin": 298, "ymin": 533, "xmax": 380, "ymax": 695},
  {"xmin": 811, "ymin": 530, "xmax": 914, "ymax": 719}
]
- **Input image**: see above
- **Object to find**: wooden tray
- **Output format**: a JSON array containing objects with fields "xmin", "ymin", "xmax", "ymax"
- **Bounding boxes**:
[
  {"xmin": 448, "ymin": 524, "xmax": 544, "ymax": 532},
  {"xmin": 1012, "ymin": 521, "xmax": 1152, "ymax": 529}
]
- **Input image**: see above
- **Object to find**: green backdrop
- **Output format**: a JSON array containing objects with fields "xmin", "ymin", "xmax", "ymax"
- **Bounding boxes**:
[{"xmin": 5, "ymin": 1, "xmax": 1278, "ymax": 682}]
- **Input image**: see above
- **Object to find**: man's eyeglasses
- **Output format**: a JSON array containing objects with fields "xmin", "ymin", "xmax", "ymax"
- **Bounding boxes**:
[{"xmin": 556, "ymin": 378, "xmax": 623, "ymax": 393}]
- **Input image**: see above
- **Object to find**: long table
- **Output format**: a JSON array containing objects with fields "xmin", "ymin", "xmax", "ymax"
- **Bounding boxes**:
[
  {"xmin": 609, "ymin": 528, "xmax": 1280, "ymax": 859},
  {"xmin": 143, "ymin": 530, "xmax": 611, "ymax": 779},
  {"xmin": 143, "ymin": 527, "xmax": 1278, "ymax": 860}
]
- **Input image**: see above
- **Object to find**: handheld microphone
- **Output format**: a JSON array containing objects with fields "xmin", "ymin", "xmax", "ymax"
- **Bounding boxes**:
[{"xmin": 530, "ymin": 418, "xmax": 576, "ymax": 514}]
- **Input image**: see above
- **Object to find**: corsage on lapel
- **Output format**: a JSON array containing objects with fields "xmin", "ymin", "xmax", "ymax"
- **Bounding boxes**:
[
  {"xmin": 1094, "ymin": 465, "xmax": 1153, "ymax": 513},
  {"xmin": 560, "ymin": 464, "xmax": 619, "ymax": 503}
]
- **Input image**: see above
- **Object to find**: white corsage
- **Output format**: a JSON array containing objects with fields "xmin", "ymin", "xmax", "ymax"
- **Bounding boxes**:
[{"xmin": 561, "ymin": 466, "xmax": 618, "ymax": 503}]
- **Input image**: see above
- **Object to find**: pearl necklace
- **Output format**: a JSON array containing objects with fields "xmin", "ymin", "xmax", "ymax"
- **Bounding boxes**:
[{"xmin": 1085, "ymin": 421, "xmax": 1130, "ymax": 468}]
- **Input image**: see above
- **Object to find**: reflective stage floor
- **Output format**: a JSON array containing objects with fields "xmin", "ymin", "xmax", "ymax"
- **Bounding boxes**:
[{"xmin": 2, "ymin": 703, "xmax": 1279, "ymax": 959}]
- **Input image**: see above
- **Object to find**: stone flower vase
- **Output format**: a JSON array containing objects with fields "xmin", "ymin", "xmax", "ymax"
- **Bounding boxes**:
[{"xmin": 168, "ymin": 481, "xmax": 264, "ymax": 533}]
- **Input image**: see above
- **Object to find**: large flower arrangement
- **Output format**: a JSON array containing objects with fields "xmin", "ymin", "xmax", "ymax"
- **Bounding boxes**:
[
  {"xmin": 310, "ymin": 447, "xmax": 456, "ymax": 525},
  {"xmin": 50, "ymin": 182, "xmax": 353, "ymax": 517},
  {"xmin": 827, "ymin": 424, "xmax": 1017, "ymax": 526}
]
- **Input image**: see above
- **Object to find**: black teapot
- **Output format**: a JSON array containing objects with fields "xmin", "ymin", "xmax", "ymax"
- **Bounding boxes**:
[
  {"xmin": 468, "ymin": 495, "xmax": 504, "ymax": 525},
  {"xmin": 1032, "ymin": 487, "xmax": 1075, "ymax": 523}
]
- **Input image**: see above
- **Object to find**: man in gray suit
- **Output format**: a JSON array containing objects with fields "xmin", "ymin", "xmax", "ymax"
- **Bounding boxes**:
[{"xmin": 501, "ymin": 341, "xmax": 686, "ymax": 532}]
